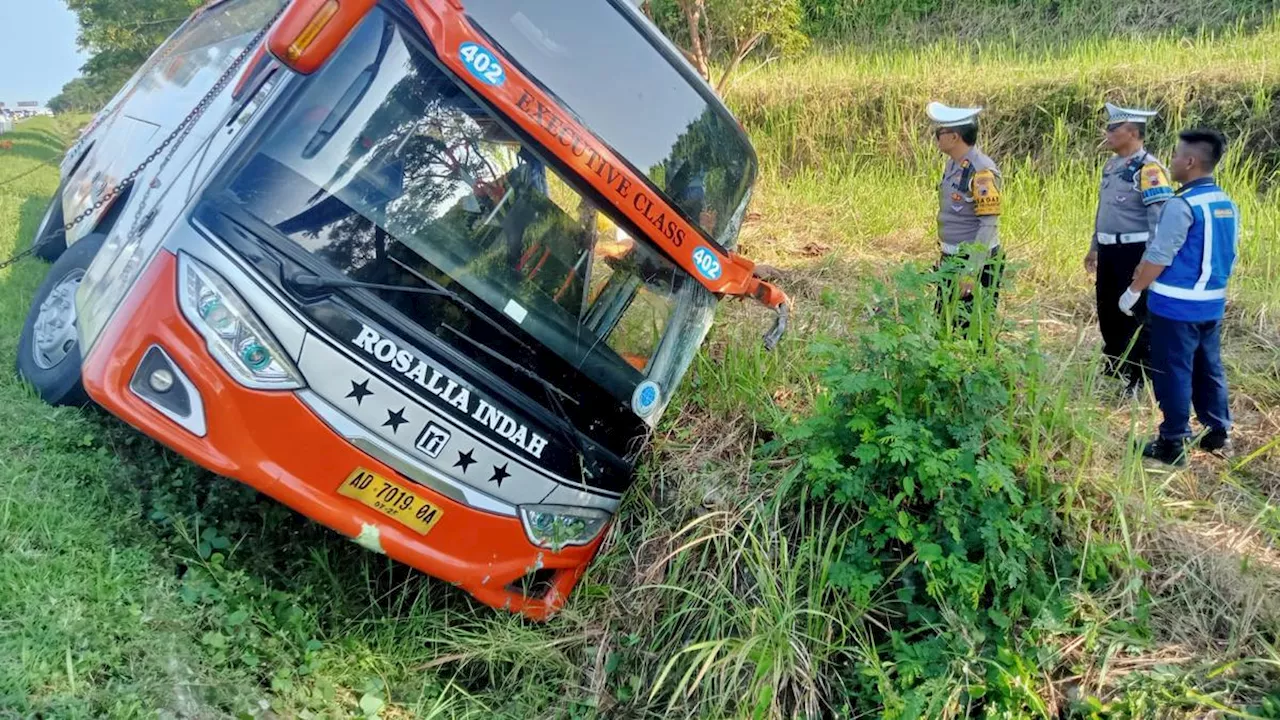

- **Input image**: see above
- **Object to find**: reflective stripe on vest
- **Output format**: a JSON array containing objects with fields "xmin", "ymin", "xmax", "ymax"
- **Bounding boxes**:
[
  {"xmin": 1148, "ymin": 182, "xmax": 1237, "ymax": 321},
  {"xmin": 1149, "ymin": 282, "xmax": 1227, "ymax": 301},
  {"xmin": 1187, "ymin": 191, "xmax": 1231, "ymax": 292}
]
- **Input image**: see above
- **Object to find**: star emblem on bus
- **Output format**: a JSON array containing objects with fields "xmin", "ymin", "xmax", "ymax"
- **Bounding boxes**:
[
  {"xmin": 383, "ymin": 408, "xmax": 408, "ymax": 433},
  {"xmin": 454, "ymin": 449, "xmax": 476, "ymax": 473},
  {"xmin": 346, "ymin": 378, "xmax": 373, "ymax": 406},
  {"xmin": 489, "ymin": 463, "xmax": 510, "ymax": 487}
]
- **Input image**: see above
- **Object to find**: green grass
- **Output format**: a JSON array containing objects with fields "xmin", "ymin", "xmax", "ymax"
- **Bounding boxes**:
[
  {"xmin": 740, "ymin": 153, "xmax": 1279, "ymax": 322},
  {"xmin": 741, "ymin": 22, "xmax": 1280, "ymax": 94},
  {"xmin": 797, "ymin": 0, "xmax": 1280, "ymax": 44},
  {"xmin": 0, "ymin": 119, "xmax": 239, "ymax": 715},
  {"xmin": 2, "ymin": 15, "xmax": 1280, "ymax": 715},
  {"xmin": 723, "ymin": 22, "xmax": 1280, "ymax": 715},
  {"xmin": 728, "ymin": 21, "xmax": 1280, "ymax": 319}
]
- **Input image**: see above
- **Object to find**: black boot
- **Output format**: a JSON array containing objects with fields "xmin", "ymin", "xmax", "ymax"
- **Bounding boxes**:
[
  {"xmin": 1199, "ymin": 429, "xmax": 1232, "ymax": 454},
  {"xmin": 1142, "ymin": 437, "xmax": 1188, "ymax": 467}
]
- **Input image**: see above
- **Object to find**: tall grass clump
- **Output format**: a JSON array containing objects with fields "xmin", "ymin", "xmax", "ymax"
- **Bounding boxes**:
[
  {"xmin": 784, "ymin": 265, "xmax": 1098, "ymax": 716},
  {"xmin": 798, "ymin": 0, "xmax": 1280, "ymax": 47},
  {"xmin": 643, "ymin": 501, "xmax": 861, "ymax": 718},
  {"xmin": 732, "ymin": 21, "xmax": 1280, "ymax": 172}
]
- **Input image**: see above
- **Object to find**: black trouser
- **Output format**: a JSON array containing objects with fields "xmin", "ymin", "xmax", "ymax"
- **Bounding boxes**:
[
  {"xmin": 1096, "ymin": 243, "xmax": 1149, "ymax": 384},
  {"xmin": 936, "ymin": 247, "xmax": 1004, "ymax": 328}
]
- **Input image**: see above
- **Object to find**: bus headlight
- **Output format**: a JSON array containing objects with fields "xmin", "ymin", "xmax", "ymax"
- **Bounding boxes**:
[
  {"xmin": 518, "ymin": 505, "xmax": 610, "ymax": 550},
  {"xmin": 178, "ymin": 253, "xmax": 302, "ymax": 390}
]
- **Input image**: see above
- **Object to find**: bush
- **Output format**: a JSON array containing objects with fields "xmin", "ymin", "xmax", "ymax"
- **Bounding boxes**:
[{"xmin": 788, "ymin": 266, "xmax": 1073, "ymax": 715}]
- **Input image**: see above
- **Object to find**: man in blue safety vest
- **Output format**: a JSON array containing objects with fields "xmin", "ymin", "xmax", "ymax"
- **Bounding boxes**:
[{"xmin": 1119, "ymin": 128, "xmax": 1238, "ymax": 466}]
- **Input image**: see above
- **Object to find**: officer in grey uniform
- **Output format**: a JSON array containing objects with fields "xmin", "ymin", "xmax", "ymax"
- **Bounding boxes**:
[
  {"xmin": 928, "ymin": 102, "xmax": 1004, "ymax": 321},
  {"xmin": 1085, "ymin": 102, "xmax": 1174, "ymax": 390}
]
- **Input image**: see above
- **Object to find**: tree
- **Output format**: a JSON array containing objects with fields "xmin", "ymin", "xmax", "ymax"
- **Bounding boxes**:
[
  {"xmin": 645, "ymin": 0, "xmax": 808, "ymax": 95},
  {"xmin": 51, "ymin": 0, "xmax": 200, "ymax": 112},
  {"xmin": 64, "ymin": 0, "xmax": 202, "ymax": 64},
  {"xmin": 48, "ymin": 77, "xmax": 102, "ymax": 113}
]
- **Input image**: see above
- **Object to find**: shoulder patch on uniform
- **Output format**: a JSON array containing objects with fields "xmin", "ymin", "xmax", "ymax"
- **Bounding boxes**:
[
  {"xmin": 972, "ymin": 169, "xmax": 1001, "ymax": 216},
  {"xmin": 1139, "ymin": 162, "xmax": 1173, "ymax": 205}
]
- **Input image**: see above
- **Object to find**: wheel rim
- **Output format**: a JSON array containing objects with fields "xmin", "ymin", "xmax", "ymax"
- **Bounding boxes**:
[{"xmin": 32, "ymin": 270, "xmax": 85, "ymax": 370}]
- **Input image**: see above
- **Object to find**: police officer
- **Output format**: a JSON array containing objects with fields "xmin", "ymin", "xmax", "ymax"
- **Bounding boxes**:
[
  {"xmin": 1121, "ymin": 128, "xmax": 1237, "ymax": 466},
  {"xmin": 927, "ymin": 102, "xmax": 1004, "ymax": 320},
  {"xmin": 1086, "ymin": 103, "xmax": 1174, "ymax": 391}
]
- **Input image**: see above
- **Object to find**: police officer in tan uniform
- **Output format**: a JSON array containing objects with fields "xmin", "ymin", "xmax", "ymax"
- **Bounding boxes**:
[{"xmin": 928, "ymin": 102, "xmax": 1004, "ymax": 320}]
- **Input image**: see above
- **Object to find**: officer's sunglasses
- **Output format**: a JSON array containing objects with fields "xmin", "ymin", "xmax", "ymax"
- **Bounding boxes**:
[
  {"xmin": 933, "ymin": 128, "xmax": 956, "ymax": 139},
  {"xmin": 1106, "ymin": 122, "xmax": 1129, "ymax": 133}
]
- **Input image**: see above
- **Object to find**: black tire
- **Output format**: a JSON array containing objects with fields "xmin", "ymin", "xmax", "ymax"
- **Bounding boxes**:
[
  {"xmin": 31, "ymin": 186, "xmax": 68, "ymax": 263},
  {"xmin": 17, "ymin": 233, "xmax": 107, "ymax": 407}
]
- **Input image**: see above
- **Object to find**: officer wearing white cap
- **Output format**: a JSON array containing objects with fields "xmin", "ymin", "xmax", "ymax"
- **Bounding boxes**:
[
  {"xmin": 1085, "ymin": 102, "xmax": 1174, "ymax": 393},
  {"xmin": 928, "ymin": 102, "xmax": 1004, "ymax": 320}
]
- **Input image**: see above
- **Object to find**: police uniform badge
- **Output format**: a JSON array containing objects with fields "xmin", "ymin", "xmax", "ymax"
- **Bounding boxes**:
[
  {"xmin": 972, "ymin": 169, "xmax": 1001, "ymax": 216},
  {"xmin": 1138, "ymin": 162, "xmax": 1173, "ymax": 205}
]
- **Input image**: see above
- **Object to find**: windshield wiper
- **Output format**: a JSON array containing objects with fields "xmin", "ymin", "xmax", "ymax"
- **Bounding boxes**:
[
  {"xmin": 440, "ymin": 324, "xmax": 597, "ymax": 481},
  {"xmin": 290, "ymin": 271, "xmax": 596, "ymax": 477},
  {"xmin": 286, "ymin": 270, "xmax": 598, "ymax": 479},
  {"xmin": 439, "ymin": 323, "xmax": 574, "ymax": 404},
  {"xmin": 286, "ymin": 271, "xmax": 531, "ymax": 352}
]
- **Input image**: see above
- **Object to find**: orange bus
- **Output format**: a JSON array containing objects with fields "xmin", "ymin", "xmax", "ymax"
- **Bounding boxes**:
[{"xmin": 20, "ymin": 0, "xmax": 788, "ymax": 618}]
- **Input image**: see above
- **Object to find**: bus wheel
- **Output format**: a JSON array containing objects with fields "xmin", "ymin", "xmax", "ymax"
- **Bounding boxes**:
[
  {"xmin": 16, "ymin": 233, "xmax": 107, "ymax": 406},
  {"xmin": 31, "ymin": 188, "xmax": 68, "ymax": 263}
]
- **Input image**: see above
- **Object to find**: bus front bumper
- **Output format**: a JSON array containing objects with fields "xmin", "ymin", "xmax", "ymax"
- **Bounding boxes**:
[{"xmin": 81, "ymin": 250, "xmax": 601, "ymax": 619}]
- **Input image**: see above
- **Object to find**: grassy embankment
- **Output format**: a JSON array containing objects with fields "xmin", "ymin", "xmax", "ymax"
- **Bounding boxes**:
[{"xmin": 0, "ymin": 19, "xmax": 1278, "ymax": 719}]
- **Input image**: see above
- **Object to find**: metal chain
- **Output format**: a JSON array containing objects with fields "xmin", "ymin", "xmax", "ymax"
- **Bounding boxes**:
[
  {"xmin": 0, "ymin": 245, "xmax": 38, "ymax": 272},
  {"xmin": 2, "ymin": 5, "xmax": 285, "ymax": 274},
  {"xmin": 0, "ymin": 159, "xmax": 59, "ymax": 190}
]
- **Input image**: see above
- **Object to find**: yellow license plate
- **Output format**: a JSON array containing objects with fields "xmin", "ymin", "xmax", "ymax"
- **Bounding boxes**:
[{"xmin": 338, "ymin": 468, "xmax": 444, "ymax": 536}]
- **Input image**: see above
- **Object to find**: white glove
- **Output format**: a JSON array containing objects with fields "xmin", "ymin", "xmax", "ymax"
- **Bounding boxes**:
[{"xmin": 1119, "ymin": 287, "xmax": 1142, "ymax": 316}]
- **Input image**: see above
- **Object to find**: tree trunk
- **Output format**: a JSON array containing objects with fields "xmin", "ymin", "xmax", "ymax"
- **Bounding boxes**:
[
  {"xmin": 678, "ymin": 0, "xmax": 711, "ymax": 81},
  {"xmin": 716, "ymin": 31, "xmax": 766, "ymax": 96}
]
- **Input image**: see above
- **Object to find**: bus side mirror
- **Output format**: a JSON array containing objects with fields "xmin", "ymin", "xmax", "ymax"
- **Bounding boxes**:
[{"xmin": 268, "ymin": 0, "xmax": 378, "ymax": 75}]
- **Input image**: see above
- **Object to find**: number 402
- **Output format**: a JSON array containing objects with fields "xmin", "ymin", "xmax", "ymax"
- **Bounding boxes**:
[{"xmin": 460, "ymin": 43, "xmax": 505, "ymax": 85}]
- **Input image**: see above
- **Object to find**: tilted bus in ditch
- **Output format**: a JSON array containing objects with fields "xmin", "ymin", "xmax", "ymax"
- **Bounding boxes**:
[{"xmin": 20, "ymin": 0, "xmax": 788, "ymax": 618}]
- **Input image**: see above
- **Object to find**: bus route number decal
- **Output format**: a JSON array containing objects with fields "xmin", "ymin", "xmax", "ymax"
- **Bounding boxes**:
[
  {"xmin": 460, "ymin": 43, "xmax": 505, "ymax": 87},
  {"xmin": 692, "ymin": 246, "xmax": 723, "ymax": 281}
]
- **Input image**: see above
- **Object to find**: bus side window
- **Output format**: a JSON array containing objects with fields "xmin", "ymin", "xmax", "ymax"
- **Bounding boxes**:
[{"xmin": 136, "ymin": 0, "xmax": 287, "ymax": 97}]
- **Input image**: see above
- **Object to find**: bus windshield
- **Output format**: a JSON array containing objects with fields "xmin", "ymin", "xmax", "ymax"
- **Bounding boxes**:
[
  {"xmin": 221, "ymin": 7, "xmax": 715, "ymax": 412},
  {"xmin": 463, "ymin": 0, "xmax": 758, "ymax": 249}
]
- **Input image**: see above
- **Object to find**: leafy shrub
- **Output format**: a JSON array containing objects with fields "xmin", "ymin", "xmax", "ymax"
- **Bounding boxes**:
[{"xmin": 788, "ymin": 266, "xmax": 1072, "ymax": 715}]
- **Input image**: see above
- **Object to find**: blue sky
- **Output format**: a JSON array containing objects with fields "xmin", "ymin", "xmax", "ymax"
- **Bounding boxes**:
[{"xmin": 0, "ymin": 2, "xmax": 87, "ymax": 106}]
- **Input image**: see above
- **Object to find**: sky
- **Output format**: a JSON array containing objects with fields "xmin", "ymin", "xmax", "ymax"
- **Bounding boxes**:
[{"xmin": 0, "ymin": 1, "xmax": 87, "ymax": 106}]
